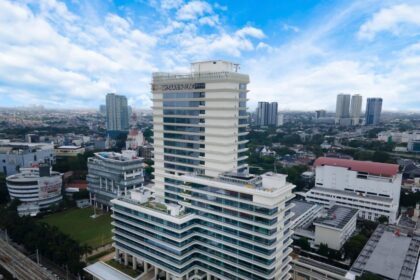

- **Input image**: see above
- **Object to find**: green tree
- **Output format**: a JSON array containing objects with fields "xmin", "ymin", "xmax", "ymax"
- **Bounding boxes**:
[
  {"xmin": 0, "ymin": 173, "xmax": 9, "ymax": 205},
  {"xmin": 294, "ymin": 237, "xmax": 310, "ymax": 251},
  {"xmin": 318, "ymin": 243, "xmax": 329, "ymax": 257},
  {"xmin": 377, "ymin": 215, "xmax": 388, "ymax": 224},
  {"xmin": 343, "ymin": 234, "xmax": 368, "ymax": 262}
]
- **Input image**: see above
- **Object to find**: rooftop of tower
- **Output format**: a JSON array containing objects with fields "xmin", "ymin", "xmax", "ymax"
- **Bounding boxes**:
[{"xmin": 152, "ymin": 60, "xmax": 249, "ymax": 84}]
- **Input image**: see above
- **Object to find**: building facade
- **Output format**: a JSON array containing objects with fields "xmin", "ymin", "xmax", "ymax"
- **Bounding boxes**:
[
  {"xmin": 313, "ymin": 206, "xmax": 358, "ymax": 250},
  {"xmin": 350, "ymin": 94, "xmax": 362, "ymax": 125},
  {"xmin": 365, "ymin": 98, "xmax": 382, "ymax": 125},
  {"xmin": 335, "ymin": 94, "xmax": 351, "ymax": 125},
  {"xmin": 6, "ymin": 164, "xmax": 62, "ymax": 216},
  {"xmin": 306, "ymin": 157, "xmax": 401, "ymax": 223},
  {"xmin": 257, "ymin": 102, "xmax": 278, "ymax": 126},
  {"xmin": 106, "ymin": 93, "xmax": 129, "ymax": 132},
  {"xmin": 102, "ymin": 61, "xmax": 296, "ymax": 280},
  {"xmin": 87, "ymin": 151, "xmax": 144, "ymax": 210},
  {"xmin": 0, "ymin": 140, "xmax": 55, "ymax": 176}
]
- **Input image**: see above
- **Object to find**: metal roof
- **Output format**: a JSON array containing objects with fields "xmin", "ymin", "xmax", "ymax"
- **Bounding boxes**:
[{"xmin": 313, "ymin": 205, "xmax": 358, "ymax": 230}]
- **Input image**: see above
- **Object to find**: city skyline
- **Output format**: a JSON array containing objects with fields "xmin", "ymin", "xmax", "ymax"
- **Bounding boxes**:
[{"xmin": 1, "ymin": 0, "xmax": 420, "ymax": 111}]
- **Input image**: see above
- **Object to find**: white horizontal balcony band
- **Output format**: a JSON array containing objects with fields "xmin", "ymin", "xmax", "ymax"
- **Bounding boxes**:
[
  {"xmin": 153, "ymin": 114, "xmax": 249, "ymax": 119},
  {"xmin": 116, "ymin": 243, "xmax": 267, "ymax": 280},
  {"xmin": 112, "ymin": 206, "xmax": 279, "ymax": 242},
  {"xmin": 112, "ymin": 216, "xmax": 293, "ymax": 259},
  {"xmin": 153, "ymin": 121, "xmax": 248, "ymax": 129},
  {"xmin": 114, "ymin": 237, "xmax": 278, "ymax": 280},
  {"xmin": 153, "ymin": 136, "xmax": 241, "ymax": 146},
  {"xmin": 156, "ymin": 152, "xmax": 242, "ymax": 165},
  {"xmin": 167, "ymin": 190, "xmax": 280, "ymax": 220},
  {"xmin": 112, "ymin": 199, "xmax": 196, "ymax": 224},
  {"xmin": 155, "ymin": 143, "xmax": 247, "ymax": 156},
  {"xmin": 176, "ymin": 202, "xmax": 278, "ymax": 230},
  {"xmin": 112, "ymin": 227, "xmax": 278, "ymax": 270},
  {"xmin": 153, "ymin": 128, "xmax": 248, "ymax": 137},
  {"xmin": 152, "ymin": 97, "xmax": 248, "ymax": 101},
  {"xmin": 152, "ymin": 106, "xmax": 247, "ymax": 111},
  {"xmin": 162, "ymin": 180, "xmax": 294, "ymax": 210}
]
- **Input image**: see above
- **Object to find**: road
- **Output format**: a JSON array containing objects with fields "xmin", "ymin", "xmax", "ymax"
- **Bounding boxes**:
[{"xmin": 0, "ymin": 238, "xmax": 57, "ymax": 280}]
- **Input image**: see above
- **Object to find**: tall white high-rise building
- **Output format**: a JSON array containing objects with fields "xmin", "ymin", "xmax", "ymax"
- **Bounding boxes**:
[
  {"xmin": 86, "ymin": 61, "xmax": 296, "ymax": 280},
  {"xmin": 335, "ymin": 94, "xmax": 351, "ymax": 125},
  {"xmin": 350, "ymin": 94, "xmax": 362, "ymax": 125},
  {"xmin": 152, "ymin": 60, "xmax": 250, "ymax": 199},
  {"xmin": 106, "ymin": 93, "xmax": 129, "ymax": 132}
]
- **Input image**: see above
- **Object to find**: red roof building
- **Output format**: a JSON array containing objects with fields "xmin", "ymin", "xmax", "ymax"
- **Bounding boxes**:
[{"xmin": 314, "ymin": 157, "xmax": 399, "ymax": 177}]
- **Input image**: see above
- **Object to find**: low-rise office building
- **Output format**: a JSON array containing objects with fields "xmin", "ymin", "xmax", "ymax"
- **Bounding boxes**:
[
  {"xmin": 313, "ymin": 206, "xmax": 358, "ymax": 250},
  {"xmin": 306, "ymin": 157, "xmax": 402, "ymax": 223},
  {"xmin": 292, "ymin": 202, "xmax": 357, "ymax": 251},
  {"xmin": 87, "ymin": 151, "xmax": 144, "ymax": 210},
  {"xmin": 6, "ymin": 164, "xmax": 62, "ymax": 216},
  {"xmin": 0, "ymin": 140, "xmax": 55, "ymax": 176}
]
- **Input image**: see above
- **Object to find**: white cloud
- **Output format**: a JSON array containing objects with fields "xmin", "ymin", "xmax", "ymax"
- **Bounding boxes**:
[
  {"xmin": 358, "ymin": 4, "xmax": 420, "ymax": 40},
  {"xmin": 176, "ymin": 1, "xmax": 212, "ymax": 21},
  {"xmin": 235, "ymin": 26, "xmax": 265, "ymax": 39},
  {"xmin": 282, "ymin": 23, "xmax": 300, "ymax": 33}
]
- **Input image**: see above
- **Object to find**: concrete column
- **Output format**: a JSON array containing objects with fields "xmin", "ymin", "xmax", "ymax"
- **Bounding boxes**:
[
  {"xmin": 207, "ymin": 273, "xmax": 211, "ymax": 280},
  {"xmin": 166, "ymin": 272, "xmax": 169, "ymax": 280},
  {"xmin": 132, "ymin": 257, "xmax": 137, "ymax": 270},
  {"xmin": 144, "ymin": 262, "xmax": 148, "ymax": 272},
  {"xmin": 114, "ymin": 248, "xmax": 120, "ymax": 260},
  {"xmin": 124, "ymin": 253, "xmax": 128, "ymax": 266},
  {"xmin": 154, "ymin": 267, "xmax": 158, "ymax": 277}
]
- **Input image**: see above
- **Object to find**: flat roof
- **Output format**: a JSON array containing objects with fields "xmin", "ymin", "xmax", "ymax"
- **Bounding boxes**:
[
  {"xmin": 291, "ymin": 200, "xmax": 317, "ymax": 222},
  {"xmin": 313, "ymin": 205, "xmax": 358, "ymax": 230},
  {"xmin": 351, "ymin": 225, "xmax": 420, "ymax": 280},
  {"xmin": 314, "ymin": 157, "xmax": 399, "ymax": 177},
  {"xmin": 365, "ymin": 231, "xmax": 411, "ymax": 279},
  {"xmin": 84, "ymin": 262, "xmax": 133, "ymax": 280}
]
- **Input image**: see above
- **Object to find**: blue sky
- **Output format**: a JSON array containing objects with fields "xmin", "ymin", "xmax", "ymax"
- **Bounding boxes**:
[{"xmin": 1, "ymin": 0, "xmax": 420, "ymax": 111}]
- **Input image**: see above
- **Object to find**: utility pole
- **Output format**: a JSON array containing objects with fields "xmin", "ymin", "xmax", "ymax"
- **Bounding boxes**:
[{"xmin": 36, "ymin": 248, "xmax": 39, "ymax": 265}]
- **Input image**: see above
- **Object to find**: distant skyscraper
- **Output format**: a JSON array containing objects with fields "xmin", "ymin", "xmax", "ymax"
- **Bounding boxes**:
[
  {"xmin": 268, "ymin": 102, "xmax": 278, "ymax": 126},
  {"xmin": 257, "ymin": 101, "xmax": 278, "ymax": 126},
  {"xmin": 350, "ymin": 94, "xmax": 363, "ymax": 125},
  {"xmin": 106, "ymin": 93, "xmax": 129, "ymax": 132},
  {"xmin": 335, "ymin": 94, "xmax": 351, "ymax": 123},
  {"xmin": 365, "ymin": 98, "xmax": 382, "ymax": 125},
  {"xmin": 315, "ymin": 110, "xmax": 326, "ymax": 119},
  {"xmin": 99, "ymin": 104, "xmax": 106, "ymax": 115}
]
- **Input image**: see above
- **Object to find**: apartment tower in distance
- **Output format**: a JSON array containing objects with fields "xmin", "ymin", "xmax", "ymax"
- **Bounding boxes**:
[
  {"xmin": 365, "ymin": 97, "xmax": 383, "ymax": 125},
  {"xmin": 257, "ymin": 101, "xmax": 278, "ymax": 126},
  {"xmin": 106, "ymin": 93, "xmax": 129, "ymax": 136},
  {"xmin": 335, "ymin": 93, "xmax": 351, "ymax": 125},
  {"xmin": 336, "ymin": 93, "xmax": 363, "ymax": 126},
  {"xmin": 350, "ymin": 94, "xmax": 362, "ymax": 125},
  {"xmin": 89, "ymin": 61, "xmax": 295, "ymax": 280}
]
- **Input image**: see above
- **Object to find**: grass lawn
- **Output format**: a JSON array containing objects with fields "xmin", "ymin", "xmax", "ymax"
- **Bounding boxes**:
[{"xmin": 41, "ymin": 207, "xmax": 113, "ymax": 248}]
